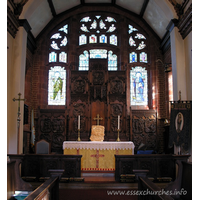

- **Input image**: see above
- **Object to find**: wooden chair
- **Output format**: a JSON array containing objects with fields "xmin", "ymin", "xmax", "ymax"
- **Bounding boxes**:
[{"xmin": 35, "ymin": 139, "xmax": 51, "ymax": 154}]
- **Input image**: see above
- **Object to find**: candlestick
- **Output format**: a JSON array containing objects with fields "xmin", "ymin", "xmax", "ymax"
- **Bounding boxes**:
[
  {"xmin": 77, "ymin": 129, "xmax": 81, "ymax": 141},
  {"xmin": 116, "ymin": 129, "xmax": 120, "ymax": 142},
  {"xmin": 118, "ymin": 115, "xmax": 120, "ymax": 130},
  {"xmin": 78, "ymin": 115, "xmax": 80, "ymax": 130}
]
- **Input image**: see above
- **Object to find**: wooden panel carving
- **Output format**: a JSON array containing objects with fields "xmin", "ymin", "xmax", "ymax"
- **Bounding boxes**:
[
  {"xmin": 37, "ymin": 109, "xmax": 66, "ymax": 154},
  {"xmin": 131, "ymin": 110, "xmax": 157, "ymax": 151}
]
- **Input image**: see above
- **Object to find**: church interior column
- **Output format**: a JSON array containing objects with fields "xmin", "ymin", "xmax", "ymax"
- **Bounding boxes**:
[{"xmin": 7, "ymin": 26, "xmax": 28, "ymax": 154}]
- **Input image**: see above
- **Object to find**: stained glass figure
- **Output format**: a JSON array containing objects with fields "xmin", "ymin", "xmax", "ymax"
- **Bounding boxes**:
[
  {"xmin": 51, "ymin": 33, "xmax": 62, "ymax": 39},
  {"xmin": 60, "ymin": 36, "xmax": 67, "ymax": 46},
  {"xmin": 80, "ymin": 17, "xmax": 91, "ymax": 22},
  {"xmin": 135, "ymin": 33, "xmax": 146, "ymax": 39},
  {"xmin": 81, "ymin": 24, "xmax": 90, "ymax": 32},
  {"xmin": 79, "ymin": 51, "xmax": 89, "ymax": 70},
  {"xmin": 107, "ymin": 24, "xmax": 116, "ymax": 32},
  {"xmin": 108, "ymin": 51, "xmax": 117, "ymax": 71},
  {"xmin": 140, "ymin": 52, "xmax": 147, "ymax": 63},
  {"xmin": 51, "ymin": 41, "xmax": 60, "ymax": 50},
  {"xmin": 90, "ymin": 49, "xmax": 107, "ymax": 58},
  {"xmin": 136, "ymin": 41, "xmax": 146, "ymax": 50},
  {"xmin": 130, "ymin": 66, "xmax": 148, "ymax": 106},
  {"xmin": 130, "ymin": 52, "xmax": 137, "ymax": 63},
  {"xmin": 79, "ymin": 34, "xmax": 87, "ymax": 45},
  {"xmin": 48, "ymin": 66, "xmax": 66, "ymax": 105},
  {"xmin": 100, "ymin": 19, "xmax": 106, "ymax": 29},
  {"xmin": 105, "ymin": 17, "xmax": 116, "ymax": 22},
  {"xmin": 99, "ymin": 35, "xmax": 107, "ymax": 43},
  {"xmin": 128, "ymin": 25, "xmax": 138, "ymax": 34},
  {"xmin": 59, "ymin": 24, "xmax": 68, "ymax": 34},
  {"xmin": 110, "ymin": 35, "xmax": 117, "ymax": 46},
  {"xmin": 49, "ymin": 52, "xmax": 57, "ymax": 62},
  {"xmin": 89, "ymin": 35, "xmax": 97, "ymax": 43},
  {"xmin": 90, "ymin": 20, "xmax": 97, "ymax": 29},
  {"xmin": 59, "ymin": 52, "xmax": 67, "ymax": 63},
  {"xmin": 129, "ymin": 36, "xmax": 136, "ymax": 46}
]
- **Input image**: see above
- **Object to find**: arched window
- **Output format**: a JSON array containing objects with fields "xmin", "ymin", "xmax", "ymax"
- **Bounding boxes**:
[
  {"xmin": 128, "ymin": 24, "xmax": 147, "ymax": 63},
  {"xmin": 48, "ymin": 24, "xmax": 68, "ymax": 105},
  {"xmin": 78, "ymin": 15, "xmax": 118, "ymax": 71},
  {"xmin": 48, "ymin": 66, "xmax": 66, "ymax": 105},
  {"xmin": 130, "ymin": 67, "xmax": 148, "ymax": 106}
]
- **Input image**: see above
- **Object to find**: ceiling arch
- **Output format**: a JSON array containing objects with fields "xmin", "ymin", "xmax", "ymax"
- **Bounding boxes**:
[{"xmin": 19, "ymin": 0, "xmax": 177, "ymax": 39}]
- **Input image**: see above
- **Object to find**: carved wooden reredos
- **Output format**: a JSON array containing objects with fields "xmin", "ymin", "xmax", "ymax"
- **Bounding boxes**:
[{"xmin": 29, "ymin": 9, "xmax": 167, "ymax": 154}]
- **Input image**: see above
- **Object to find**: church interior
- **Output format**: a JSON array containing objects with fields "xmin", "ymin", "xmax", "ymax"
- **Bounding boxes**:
[{"xmin": 7, "ymin": 0, "xmax": 192, "ymax": 199}]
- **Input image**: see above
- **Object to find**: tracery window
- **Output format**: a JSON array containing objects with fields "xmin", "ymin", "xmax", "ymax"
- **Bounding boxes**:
[
  {"xmin": 128, "ymin": 24, "xmax": 147, "ymax": 63},
  {"xmin": 130, "ymin": 67, "xmax": 148, "ymax": 106},
  {"xmin": 79, "ymin": 49, "xmax": 117, "ymax": 71},
  {"xmin": 48, "ymin": 24, "xmax": 68, "ymax": 105}
]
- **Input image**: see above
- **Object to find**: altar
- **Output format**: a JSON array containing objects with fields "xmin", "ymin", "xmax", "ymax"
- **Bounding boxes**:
[{"xmin": 63, "ymin": 141, "xmax": 134, "ymax": 171}]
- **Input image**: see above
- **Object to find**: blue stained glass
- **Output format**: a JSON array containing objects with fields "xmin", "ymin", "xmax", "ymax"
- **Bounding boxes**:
[
  {"xmin": 108, "ymin": 51, "xmax": 117, "ymax": 71},
  {"xmin": 80, "ymin": 17, "xmax": 91, "ymax": 22},
  {"xmin": 130, "ymin": 67, "xmax": 148, "ymax": 106},
  {"xmin": 90, "ymin": 49, "xmax": 107, "ymax": 58},
  {"xmin": 128, "ymin": 25, "xmax": 138, "ymax": 34},
  {"xmin": 90, "ymin": 20, "xmax": 97, "ymax": 29},
  {"xmin": 49, "ymin": 52, "xmax": 57, "ymax": 62},
  {"xmin": 99, "ymin": 35, "xmax": 107, "ymax": 43},
  {"xmin": 79, "ymin": 51, "xmax": 89, "ymax": 70},
  {"xmin": 130, "ymin": 52, "xmax": 137, "ymax": 63}
]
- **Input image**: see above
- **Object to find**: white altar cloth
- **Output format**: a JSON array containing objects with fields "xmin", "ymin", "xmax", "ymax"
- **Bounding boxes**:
[{"xmin": 63, "ymin": 141, "xmax": 134, "ymax": 154}]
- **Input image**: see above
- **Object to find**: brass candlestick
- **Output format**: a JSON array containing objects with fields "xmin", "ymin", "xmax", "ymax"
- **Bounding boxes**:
[
  {"xmin": 77, "ymin": 129, "xmax": 81, "ymax": 141},
  {"xmin": 116, "ymin": 129, "xmax": 120, "ymax": 142}
]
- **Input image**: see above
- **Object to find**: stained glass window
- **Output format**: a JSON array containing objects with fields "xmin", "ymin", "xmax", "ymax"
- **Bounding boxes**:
[
  {"xmin": 130, "ymin": 67, "xmax": 148, "ymax": 106},
  {"xmin": 59, "ymin": 24, "xmax": 68, "ymax": 34},
  {"xmin": 48, "ymin": 66, "xmax": 66, "ymax": 105},
  {"xmin": 90, "ymin": 20, "xmax": 97, "ymax": 29},
  {"xmin": 128, "ymin": 25, "xmax": 138, "ymax": 34},
  {"xmin": 89, "ymin": 35, "xmax": 97, "ymax": 43},
  {"xmin": 136, "ymin": 41, "xmax": 146, "ymax": 50},
  {"xmin": 100, "ymin": 20, "xmax": 106, "ymax": 29},
  {"xmin": 140, "ymin": 52, "xmax": 147, "ymax": 63},
  {"xmin": 107, "ymin": 24, "xmax": 116, "ymax": 32},
  {"xmin": 90, "ymin": 49, "xmax": 107, "ymax": 58},
  {"xmin": 129, "ymin": 36, "xmax": 136, "ymax": 46},
  {"xmin": 79, "ymin": 50, "xmax": 89, "ymax": 70},
  {"xmin": 59, "ymin": 52, "xmax": 67, "ymax": 63},
  {"xmin": 130, "ymin": 52, "xmax": 137, "ymax": 63},
  {"xmin": 99, "ymin": 35, "xmax": 107, "ymax": 43},
  {"xmin": 81, "ymin": 24, "xmax": 90, "ymax": 32},
  {"xmin": 110, "ymin": 35, "xmax": 117, "ymax": 46},
  {"xmin": 135, "ymin": 33, "xmax": 146, "ymax": 39},
  {"xmin": 80, "ymin": 17, "xmax": 91, "ymax": 22},
  {"xmin": 108, "ymin": 51, "xmax": 117, "ymax": 71},
  {"xmin": 105, "ymin": 17, "xmax": 116, "ymax": 22},
  {"xmin": 49, "ymin": 52, "xmax": 57, "ymax": 62},
  {"xmin": 79, "ymin": 34, "xmax": 87, "ymax": 45},
  {"xmin": 51, "ymin": 41, "xmax": 60, "ymax": 50},
  {"xmin": 60, "ymin": 36, "xmax": 67, "ymax": 46},
  {"xmin": 51, "ymin": 33, "xmax": 62, "ymax": 39}
]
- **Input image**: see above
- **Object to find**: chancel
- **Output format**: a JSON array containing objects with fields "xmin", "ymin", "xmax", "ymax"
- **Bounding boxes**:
[{"xmin": 7, "ymin": 0, "xmax": 192, "ymax": 199}]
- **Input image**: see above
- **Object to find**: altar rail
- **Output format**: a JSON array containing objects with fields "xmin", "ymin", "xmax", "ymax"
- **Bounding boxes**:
[
  {"xmin": 115, "ymin": 154, "xmax": 190, "ymax": 182},
  {"xmin": 8, "ymin": 154, "xmax": 82, "ymax": 181}
]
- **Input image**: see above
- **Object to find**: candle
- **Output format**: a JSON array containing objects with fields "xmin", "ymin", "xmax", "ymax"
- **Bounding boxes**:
[
  {"xmin": 118, "ymin": 115, "xmax": 120, "ymax": 130},
  {"xmin": 78, "ymin": 115, "xmax": 80, "ymax": 130}
]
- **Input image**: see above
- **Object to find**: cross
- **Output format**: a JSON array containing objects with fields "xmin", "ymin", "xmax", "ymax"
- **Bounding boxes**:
[
  {"xmin": 93, "ymin": 114, "xmax": 103, "ymax": 125},
  {"xmin": 90, "ymin": 150, "xmax": 105, "ymax": 169},
  {"xmin": 13, "ymin": 93, "xmax": 26, "ymax": 154}
]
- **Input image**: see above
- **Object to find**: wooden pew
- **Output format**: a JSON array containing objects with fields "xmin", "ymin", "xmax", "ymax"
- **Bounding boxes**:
[
  {"xmin": 8, "ymin": 154, "xmax": 82, "ymax": 181},
  {"xmin": 115, "ymin": 154, "xmax": 190, "ymax": 182},
  {"xmin": 137, "ymin": 161, "xmax": 192, "ymax": 200},
  {"xmin": 24, "ymin": 169, "xmax": 64, "ymax": 200}
]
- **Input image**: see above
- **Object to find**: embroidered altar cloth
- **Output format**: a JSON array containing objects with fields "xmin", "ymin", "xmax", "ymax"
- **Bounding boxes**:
[{"xmin": 63, "ymin": 141, "xmax": 134, "ymax": 171}]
